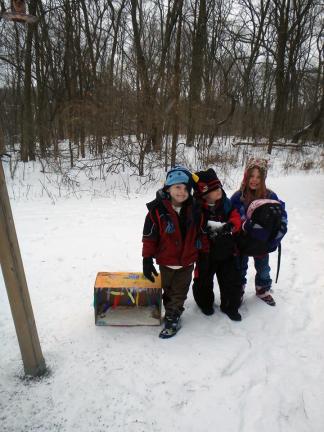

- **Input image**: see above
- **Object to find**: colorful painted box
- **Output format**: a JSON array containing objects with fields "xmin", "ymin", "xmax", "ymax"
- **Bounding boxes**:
[{"xmin": 94, "ymin": 272, "xmax": 162, "ymax": 326}]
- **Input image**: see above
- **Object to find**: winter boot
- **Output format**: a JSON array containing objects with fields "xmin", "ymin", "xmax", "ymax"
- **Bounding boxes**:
[
  {"xmin": 201, "ymin": 306, "xmax": 215, "ymax": 316},
  {"xmin": 256, "ymin": 287, "xmax": 276, "ymax": 306},
  {"xmin": 159, "ymin": 314, "xmax": 181, "ymax": 339},
  {"xmin": 220, "ymin": 305, "xmax": 242, "ymax": 321}
]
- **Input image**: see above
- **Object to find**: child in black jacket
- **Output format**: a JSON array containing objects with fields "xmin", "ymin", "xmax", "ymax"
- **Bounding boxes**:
[{"xmin": 192, "ymin": 168, "xmax": 242, "ymax": 321}]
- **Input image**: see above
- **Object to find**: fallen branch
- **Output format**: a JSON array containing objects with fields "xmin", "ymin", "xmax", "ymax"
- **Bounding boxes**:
[{"xmin": 232, "ymin": 141, "xmax": 303, "ymax": 148}]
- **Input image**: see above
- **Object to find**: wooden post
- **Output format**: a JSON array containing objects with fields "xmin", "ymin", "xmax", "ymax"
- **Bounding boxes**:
[{"xmin": 0, "ymin": 159, "xmax": 46, "ymax": 377}]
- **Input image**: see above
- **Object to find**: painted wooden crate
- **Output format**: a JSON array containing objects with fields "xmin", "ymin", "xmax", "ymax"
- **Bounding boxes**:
[{"xmin": 94, "ymin": 272, "xmax": 162, "ymax": 326}]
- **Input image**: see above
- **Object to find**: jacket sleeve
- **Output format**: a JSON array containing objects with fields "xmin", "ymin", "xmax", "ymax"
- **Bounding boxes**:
[
  {"xmin": 200, "ymin": 229, "xmax": 210, "ymax": 254},
  {"xmin": 142, "ymin": 212, "xmax": 159, "ymax": 258},
  {"xmin": 230, "ymin": 191, "xmax": 246, "ymax": 219},
  {"xmin": 228, "ymin": 208, "xmax": 242, "ymax": 233},
  {"xmin": 242, "ymin": 219, "xmax": 269, "ymax": 241},
  {"xmin": 199, "ymin": 213, "xmax": 210, "ymax": 254}
]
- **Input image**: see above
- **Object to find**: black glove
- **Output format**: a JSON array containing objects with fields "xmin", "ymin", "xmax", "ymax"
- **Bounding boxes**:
[
  {"xmin": 220, "ymin": 222, "xmax": 233, "ymax": 235},
  {"xmin": 143, "ymin": 257, "xmax": 158, "ymax": 282},
  {"xmin": 207, "ymin": 226, "xmax": 217, "ymax": 240}
]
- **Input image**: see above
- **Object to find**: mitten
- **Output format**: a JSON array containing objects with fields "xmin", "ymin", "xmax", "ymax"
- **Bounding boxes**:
[
  {"xmin": 143, "ymin": 257, "xmax": 158, "ymax": 282},
  {"xmin": 219, "ymin": 222, "xmax": 234, "ymax": 235}
]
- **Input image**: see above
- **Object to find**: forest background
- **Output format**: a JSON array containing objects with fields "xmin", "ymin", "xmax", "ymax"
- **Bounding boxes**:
[{"xmin": 0, "ymin": 0, "xmax": 323, "ymax": 176}]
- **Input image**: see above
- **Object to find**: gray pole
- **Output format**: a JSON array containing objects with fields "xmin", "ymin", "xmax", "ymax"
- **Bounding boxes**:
[{"xmin": 0, "ymin": 158, "xmax": 46, "ymax": 377}]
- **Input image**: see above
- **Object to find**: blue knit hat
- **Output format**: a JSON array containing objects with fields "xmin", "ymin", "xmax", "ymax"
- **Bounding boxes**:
[{"xmin": 164, "ymin": 166, "xmax": 192, "ymax": 192}]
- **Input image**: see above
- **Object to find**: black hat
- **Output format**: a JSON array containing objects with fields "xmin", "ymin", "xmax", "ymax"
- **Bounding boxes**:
[{"xmin": 193, "ymin": 168, "xmax": 222, "ymax": 197}]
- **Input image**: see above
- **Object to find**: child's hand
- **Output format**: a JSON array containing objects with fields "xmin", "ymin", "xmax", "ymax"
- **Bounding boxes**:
[
  {"xmin": 220, "ymin": 223, "xmax": 234, "ymax": 235},
  {"xmin": 143, "ymin": 257, "xmax": 158, "ymax": 282}
]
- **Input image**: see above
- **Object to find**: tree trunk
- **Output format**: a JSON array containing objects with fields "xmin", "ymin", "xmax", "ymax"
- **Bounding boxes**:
[
  {"xmin": 187, "ymin": 0, "xmax": 207, "ymax": 147},
  {"xmin": 268, "ymin": 0, "xmax": 290, "ymax": 154},
  {"xmin": 171, "ymin": 5, "xmax": 183, "ymax": 166},
  {"xmin": 22, "ymin": 0, "xmax": 37, "ymax": 161}
]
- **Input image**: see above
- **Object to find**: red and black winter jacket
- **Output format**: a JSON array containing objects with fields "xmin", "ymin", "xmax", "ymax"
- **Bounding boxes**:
[
  {"xmin": 142, "ymin": 190, "xmax": 209, "ymax": 267},
  {"xmin": 202, "ymin": 193, "xmax": 241, "ymax": 233},
  {"xmin": 199, "ymin": 192, "xmax": 242, "ymax": 261}
]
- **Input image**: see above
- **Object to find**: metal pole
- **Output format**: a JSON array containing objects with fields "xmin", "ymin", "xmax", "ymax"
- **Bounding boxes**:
[{"xmin": 0, "ymin": 159, "xmax": 46, "ymax": 377}]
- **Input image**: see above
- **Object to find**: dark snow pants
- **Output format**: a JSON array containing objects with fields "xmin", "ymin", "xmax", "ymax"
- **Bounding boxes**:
[
  {"xmin": 192, "ymin": 255, "xmax": 242, "ymax": 311},
  {"xmin": 159, "ymin": 265, "xmax": 194, "ymax": 317}
]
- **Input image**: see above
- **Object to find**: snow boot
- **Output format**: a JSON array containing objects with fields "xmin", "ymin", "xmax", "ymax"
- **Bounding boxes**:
[
  {"xmin": 201, "ymin": 306, "xmax": 214, "ymax": 316},
  {"xmin": 159, "ymin": 314, "xmax": 181, "ymax": 339},
  {"xmin": 256, "ymin": 287, "xmax": 276, "ymax": 306},
  {"xmin": 220, "ymin": 305, "xmax": 242, "ymax": 321}
]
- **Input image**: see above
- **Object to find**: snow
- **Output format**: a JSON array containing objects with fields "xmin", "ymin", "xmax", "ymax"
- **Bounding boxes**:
[{"xmin": 1, "ymin": 156, "xmax": 324, "ymax": 432}]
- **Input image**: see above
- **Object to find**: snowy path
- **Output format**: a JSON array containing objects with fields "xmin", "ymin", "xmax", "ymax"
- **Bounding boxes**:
[{"xmin": 0, "ymin": 174, "xmax": 324, "ymax": 432}]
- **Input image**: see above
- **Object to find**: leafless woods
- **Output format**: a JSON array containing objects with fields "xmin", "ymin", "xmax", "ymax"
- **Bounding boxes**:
[{"xmin": 0, "ymin": 0, "xmax": 323, "ymax": 168}]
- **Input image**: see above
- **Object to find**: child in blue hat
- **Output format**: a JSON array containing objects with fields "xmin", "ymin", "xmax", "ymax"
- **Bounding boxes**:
[{"xmin": 142, "ymin": 166, "xmax": 209, "ymax": 338}]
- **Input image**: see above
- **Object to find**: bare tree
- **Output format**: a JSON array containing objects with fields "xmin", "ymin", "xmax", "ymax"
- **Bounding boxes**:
[
  {"xmin": 0, "ymin": 0, "xmax": 323, "ymax": 167},
  {"xmin": 268, "ymin": 0, "xmax": 315, "ymax": 153},
  {"xmin": 186, "ymin": 0, "xmax": 207, "ymax": 147}
]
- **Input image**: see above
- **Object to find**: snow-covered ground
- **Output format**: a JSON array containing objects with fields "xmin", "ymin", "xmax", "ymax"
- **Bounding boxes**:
[{"xmin": 1, "ymin": 149, "xmax": 324, "ymax": 432}]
